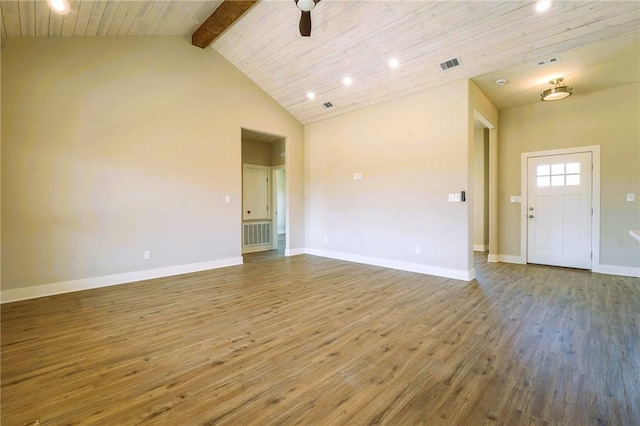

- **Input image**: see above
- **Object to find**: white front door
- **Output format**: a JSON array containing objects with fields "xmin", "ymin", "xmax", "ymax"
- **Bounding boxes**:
[{"xmin": 527, "ymin": 152, "xmax": 592, "ymax": 269}]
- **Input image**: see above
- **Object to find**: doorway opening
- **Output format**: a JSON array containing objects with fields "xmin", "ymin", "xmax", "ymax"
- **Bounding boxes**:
[
  {"xmin": 473, "ymin": 125, "xmax": 490, "ymax": 253},
  {"xmin": 472, "ymin": 110, "xmax": 497, "ymax": 272},
  {"xmin": 241, "ymin": 128, "xmax": 287, "ymax": 259}
]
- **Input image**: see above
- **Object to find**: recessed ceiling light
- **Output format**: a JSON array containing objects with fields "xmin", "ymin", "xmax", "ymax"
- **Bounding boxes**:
[
  {"xmin": 535, "ymin": 0, "xmax": 553, "ymax": 13},
  {"xmin": 307, "ymin": 92, "xmax": 315, "ymax": 100},
  {"xmin": 389, "ymin": 58, "xmax": 400, "ymax": 69},
  {"xmin": 47, "ymin": 0, "xmax": 71, "ymax": 15},
  {"xmin": 342, "ymin": 77, "xmax": 352, "ymax": 86}
]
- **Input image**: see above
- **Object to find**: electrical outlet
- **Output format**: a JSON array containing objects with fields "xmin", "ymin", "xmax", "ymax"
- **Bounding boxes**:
[
  {"xmin": 144, "ymin": 250, "xmax": 151, "ymax": 260},
  {"xmin": 627, "ymin": 193, "xmax": 635, "ymax": 202},
  {"xmin": 415, "ymin": 246, "xmax": 421, "ymax": 254}
]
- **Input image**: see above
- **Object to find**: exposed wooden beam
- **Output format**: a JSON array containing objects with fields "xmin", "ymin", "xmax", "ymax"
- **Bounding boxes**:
[{"xmin": 192, "ymin": 0, "xmax": 259, "ymax": 49}]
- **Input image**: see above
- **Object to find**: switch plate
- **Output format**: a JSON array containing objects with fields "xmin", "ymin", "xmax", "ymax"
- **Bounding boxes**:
[
  {"xmin": 353, "ymin": 172, "xmax": 362, "ymax": 180},
  {"xmin": 627, "ymin": 193, "xmax": 635, "ymax": 202},
  {"xmin": 510, "ymin": 196, "xmax": 522, "ymax": 203},
  {"xmin": 225, "ymin": 195, "xmax": 230, "ymax": 204},
  {"xmin": 448, "ymin": 193, "xmax": 461, "ymax": 202},
  {"xmin": 144, "ymin": 250, "xmax": 151, "ymax": 260},
  {"xmin": 415, "ymin": 246, "xmax": 421, "ymax": 254}
]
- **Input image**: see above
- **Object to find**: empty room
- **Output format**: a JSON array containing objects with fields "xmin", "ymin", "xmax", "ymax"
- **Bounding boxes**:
[{"xmin": 1, "ymin": 0, "xmax": 639, "ymax": 424}]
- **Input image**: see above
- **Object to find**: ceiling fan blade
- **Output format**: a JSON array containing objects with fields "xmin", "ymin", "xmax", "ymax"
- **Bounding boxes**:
[{"xmin": 299, "ymin": 10, "xmax": 311, "ymax": 37}]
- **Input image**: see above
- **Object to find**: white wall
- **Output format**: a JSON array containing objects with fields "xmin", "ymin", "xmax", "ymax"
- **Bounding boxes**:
[{"xmin": 1, "ymin": 37, "xmax": 305, "ymax": 298}]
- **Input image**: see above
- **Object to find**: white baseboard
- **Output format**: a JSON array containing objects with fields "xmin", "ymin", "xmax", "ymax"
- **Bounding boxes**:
[
  {"xmin": 593, "ymin": 264, "xmax": 640, "ymax": 278},
  {"xmin": 285, "ymin": 248, "xmax": 306, "ymax": 256},
  {"xmin": 473, "ymin": 244, "xmax": 489, "ymax": 252},
  {"xmin": 0, "ymin": 257, "xmax": 244, "ymax": 304},
  {"xmin": 488, "ymin": 254, "xmax": 526, "ymax": 264},
  {"xmin": 306, "ymin": 248, "xmax": 473, "ymax": 281},
  {"xmin": 487, "ymin": 255, "xmax": 639, "ymax": 278},
  {"xmin": 242, "ymin": 244, "xmax": 272, "ymax": 254}
]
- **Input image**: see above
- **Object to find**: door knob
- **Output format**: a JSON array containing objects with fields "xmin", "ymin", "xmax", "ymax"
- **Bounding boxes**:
[{"xmin": 528, "ymin": 214, "xmax": 534, "ymax": 219}]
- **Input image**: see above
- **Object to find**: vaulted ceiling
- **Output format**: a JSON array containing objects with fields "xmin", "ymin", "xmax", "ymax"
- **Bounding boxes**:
[{"xmin": 2, "ymin": 1, "xmax": 639, "ymax": 124}]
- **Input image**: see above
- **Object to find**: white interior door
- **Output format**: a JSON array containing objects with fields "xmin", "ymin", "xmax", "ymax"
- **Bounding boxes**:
[
  {"xmin": 243, "ymin": 164, "xmax": 270, "ymax": 221},
  {"xmin": 527, "ymin": 152, "xmax": 592, "ymax": 269}
]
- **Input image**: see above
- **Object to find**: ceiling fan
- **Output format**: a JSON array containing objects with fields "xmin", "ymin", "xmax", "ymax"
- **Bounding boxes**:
[{"xmin": 295, "ymin": 0, "xmax": 320, "ymax": 37}]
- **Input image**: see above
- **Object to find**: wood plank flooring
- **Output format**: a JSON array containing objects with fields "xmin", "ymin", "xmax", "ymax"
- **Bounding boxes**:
[{"xmin": 2, "ymin": 253, "xmax": 639, "ymax": 425}]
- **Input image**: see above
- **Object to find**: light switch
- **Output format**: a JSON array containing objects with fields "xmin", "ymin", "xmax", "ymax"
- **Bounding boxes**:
[
  {"xmin": 225, "ymin": 195, "xmax": 231, "ymax": 204},
  {"xmin": 448, "ymin": 193, "xmax": 461, "ymax": 202},
  {"xmin": 627, "ymin": 193, "xmax": 635, "ymax": 202},
  {"xmin": 510, "ymin": 196, "xmax": 522, "ymax": 203},
  {"xmin": 353, "ymin": 172, "xmax": 362, "ymax": 180}
]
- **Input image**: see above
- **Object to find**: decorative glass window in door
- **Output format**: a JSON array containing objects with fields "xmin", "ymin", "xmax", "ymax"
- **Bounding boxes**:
[{"xmin": 537, "ymin": 162, "xmax": 580, "ymax": 187}]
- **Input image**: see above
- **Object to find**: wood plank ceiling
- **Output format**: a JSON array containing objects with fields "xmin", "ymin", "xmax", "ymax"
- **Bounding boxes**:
[
  {"xmin": 0, "ymin": 0, "xmax": 223, "ymax": 38},
  {"xmin": 1, "ymin": 1, "xmax": 639, "ymax": 124}
]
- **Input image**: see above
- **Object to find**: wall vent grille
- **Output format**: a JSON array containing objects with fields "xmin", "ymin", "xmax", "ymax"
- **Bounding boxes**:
[
  {"xmin": 322, "ymin": 102, "xmax": 334, "ymax": 109},
  {"xmin": 243, "ymin": 221, "xmax": 272, "ymax": 246},
  {"xmin": 439, "ymin": 57, "xmax": 461, "ymax": 71}
]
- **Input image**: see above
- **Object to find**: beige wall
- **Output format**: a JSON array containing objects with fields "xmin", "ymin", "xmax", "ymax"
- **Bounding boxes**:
[
  {"xmin": 242, "ymin": 139, "xmax": 273, "ymax": 166},
  {"xmin": 1, "ymin": 37, "xmax": 305, "ymax": 291},
  {"xmin": 0, "ymin": 44, "xmax": 2, "ymax": 288},
  {"xmin": 241, "ymin": 138, "xmax": 285, "ymax": 167},
  {"xmin": 499, "ymin": 83, "xmax": 640, "ymax": 268},
  {"xmin": 306, "ymin": 80, "xmax": 476, "ymax": 276},
  {"xmin": 271, "ymin": 139, "xmax": 285, "ymax": 167}
]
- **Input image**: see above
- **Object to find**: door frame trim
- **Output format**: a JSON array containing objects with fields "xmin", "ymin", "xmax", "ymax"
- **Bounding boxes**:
[
  {"xmin": 520, "ymin": 145, "xmax": 601, "ymax": 269},
  {"xmin": 271, "ymin": 165, "xmax": 286, "ymax": 250}
]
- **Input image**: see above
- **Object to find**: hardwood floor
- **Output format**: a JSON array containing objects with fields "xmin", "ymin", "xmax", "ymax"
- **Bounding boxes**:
[{"xmin": 2, "ymin": 254, "xmax": 639, "ymax": 425}]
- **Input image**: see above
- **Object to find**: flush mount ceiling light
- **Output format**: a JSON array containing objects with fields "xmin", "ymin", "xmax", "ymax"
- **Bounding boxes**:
[
  {"xmin": 47, "ymin": 0, "xmax": 71, "ymax": 15},
  {"xmin": 541, "ymin": 78, "xmax": 572, "ymax": 101},
  {"xmin": 342, "ymin": 76, "xmax": 352, "ymax": 86},
  {"xmin": 307, "ymin": 92, "xmax": 315, "ymax": 100},
  {"xmin": 388, "ymin": 58, "xmax": 400, "ymax": 69}
]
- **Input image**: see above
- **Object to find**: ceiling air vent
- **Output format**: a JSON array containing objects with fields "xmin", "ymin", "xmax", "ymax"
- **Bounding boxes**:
[
  {"xmin": 537, "ymin": 56, "xmax": 561, "ymax": 66},
  {"xmin": 439, "ymin": 57, "xmax": 461, "ymax": 71},
  {"xmin": 322, "ymin": 102, "xmax": 334, "ymax": 109}
]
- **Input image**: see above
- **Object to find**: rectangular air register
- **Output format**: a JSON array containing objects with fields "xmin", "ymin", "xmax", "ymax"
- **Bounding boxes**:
[
  {"xmin": 439, "ymin": 57, "xmax": 461, "ymax": 71},
  {"xmin": 537, "ymin": 56, "xmax": 561, "ymax": 66},
  {"xmin": 243, "ymin": 221, "xmax": 272, "ymax": 246},
  {"xmin": 322, "ymin": 102, "xmax": 334, "ymax": 109}
]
